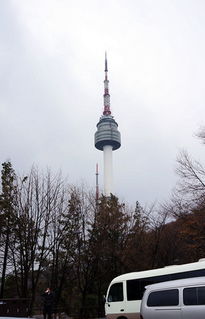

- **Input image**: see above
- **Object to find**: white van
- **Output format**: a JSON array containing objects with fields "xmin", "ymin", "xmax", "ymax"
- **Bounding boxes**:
[
  {"xmin": 105, "ymin": 259, "xmax": 205, "ymax": 319},
  {"xmin": 140, "ymin": 277, "xmax": 205, "ymax": 319}
]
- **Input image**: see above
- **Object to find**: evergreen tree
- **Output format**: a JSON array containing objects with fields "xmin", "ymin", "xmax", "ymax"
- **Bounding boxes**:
[{"xmin": 0, "ymin": 161, "xmax": 17, "ymax": 298}]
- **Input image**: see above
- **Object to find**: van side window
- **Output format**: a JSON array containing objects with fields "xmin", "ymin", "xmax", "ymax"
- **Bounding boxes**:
[
  {"xmin": 107, "ymin": 283, "xmax": 123, "ymax": 302},
  {"xmin": 198, "ymin": 287, "xmax": 205, "ymax": 304},
  {"xmin": 171, "ymin": 269, "xmax": 205, "ymax": 280},
  {"xmin": 127, "ymin": 279, "xmax": 142, "ymax": 300},
  {"xmin": 147, "ymin": 289, "xmax": 179, "ymax": 307},
  {"xmin": 184, "ymin": 287, "xmax": 205, "ymax": 305},
  {"xmin": 127, "ymin": 275, "xmax": 170, "ymax": 300},
  {"xmin": 126, "ymin": 270, "xmax": 205, "ymax": 301},
  {"xmin": 183, "ymin": 288, "xmax": 197, "ymax": 305}
]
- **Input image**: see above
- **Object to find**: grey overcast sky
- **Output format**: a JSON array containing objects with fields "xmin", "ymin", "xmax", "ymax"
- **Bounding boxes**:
[{"xmin": 1, "ymin": 0, "xmax": 205, "ymax": 206}]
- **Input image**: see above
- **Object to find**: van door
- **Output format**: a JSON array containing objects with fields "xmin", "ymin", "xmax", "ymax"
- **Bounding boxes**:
[
  {"xmin": 182, "ymin": 305, "xmax": 205, "ymax": 319},
  {"xmin": 105, "ymin": 282, "xmax": 126, "ymax": 318},
  {"xmin": 150, "ymin": 306, "xmax": 181, "ymax": 319}
]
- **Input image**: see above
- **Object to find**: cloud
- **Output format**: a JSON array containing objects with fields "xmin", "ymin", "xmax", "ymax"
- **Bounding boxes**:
[{"xmin": 1, "ymin": 0, "xmax": 205, "ymax": 206}]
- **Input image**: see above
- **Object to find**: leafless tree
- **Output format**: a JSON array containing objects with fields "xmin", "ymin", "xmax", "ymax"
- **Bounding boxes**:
[
  {"xmin": 9, "ymin": 167, "xmax": 66, "ymax": 313},
  {"xmin": 176, "ymin": 150, "xmax": 205, "ymax": 199},
  {"xmin": 196, "ymin": 126, "xmax": 205, "ymax": 144}
]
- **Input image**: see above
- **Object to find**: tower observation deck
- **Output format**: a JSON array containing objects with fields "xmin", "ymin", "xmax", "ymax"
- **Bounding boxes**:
[{"xmin": 94, "ymin": 54, "xmax": 121, "ymax": 196}]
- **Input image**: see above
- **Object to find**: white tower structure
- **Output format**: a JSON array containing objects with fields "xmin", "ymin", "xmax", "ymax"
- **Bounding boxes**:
[{"xmin": 94, "ymin": 54, "xmax": 121, "ymax": 197}]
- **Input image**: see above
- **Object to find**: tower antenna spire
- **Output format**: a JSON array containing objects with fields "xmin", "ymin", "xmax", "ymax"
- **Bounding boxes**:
[
  {"xmin": 105, "ymin": 51, "xmax": 108, "ymax": 73},
  {"xmin": 103, "ymin": 52, "xmax": 111, "ymax": 116}
]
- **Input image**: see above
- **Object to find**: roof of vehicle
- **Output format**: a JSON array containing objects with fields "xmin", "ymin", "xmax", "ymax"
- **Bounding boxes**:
[
  {"xmin": 144, "ymin": 276, "xmax": 205, "ymax": 291},
  {"xmin": 111, "ymin": 259, "xmax": 205, "ymax": 283}
]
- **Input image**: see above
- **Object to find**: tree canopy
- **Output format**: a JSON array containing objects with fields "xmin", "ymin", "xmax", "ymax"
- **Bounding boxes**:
[{"xmin": 1, "ymin": 142, "xmax": 205, "ymax": 318}]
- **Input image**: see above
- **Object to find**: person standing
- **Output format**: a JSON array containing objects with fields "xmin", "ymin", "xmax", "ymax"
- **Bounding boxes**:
[{"xmin": 41, "ymin": 288, "xmax": 55, "ymax": 319}]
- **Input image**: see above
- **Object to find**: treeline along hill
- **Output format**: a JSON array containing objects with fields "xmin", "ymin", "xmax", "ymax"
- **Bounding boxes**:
[{"xmin": 1, "ymin": 132, "xmax": 205, "ymax": 318}]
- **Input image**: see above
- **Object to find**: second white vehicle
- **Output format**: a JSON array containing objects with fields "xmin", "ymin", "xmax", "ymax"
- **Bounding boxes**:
[{"xmin": 140, "ymin": 276, "xmax": 205, "ymax": 319}]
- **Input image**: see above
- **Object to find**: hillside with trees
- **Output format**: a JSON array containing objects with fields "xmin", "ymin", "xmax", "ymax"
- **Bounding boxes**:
[{"xmin": 1, "ymin": 133, "xmax": 205, "ymax": 318}]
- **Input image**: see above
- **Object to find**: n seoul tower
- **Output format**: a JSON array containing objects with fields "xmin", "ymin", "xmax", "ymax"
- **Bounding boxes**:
[{"xmin": 95, "ymin": 54, "xmax": 121, "ymax": 197}]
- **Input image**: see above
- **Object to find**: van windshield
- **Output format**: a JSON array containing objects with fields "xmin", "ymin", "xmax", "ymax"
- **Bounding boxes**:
[{"xmin": 108, "ymin": 283, "xmax": 123, "ymax": 302}]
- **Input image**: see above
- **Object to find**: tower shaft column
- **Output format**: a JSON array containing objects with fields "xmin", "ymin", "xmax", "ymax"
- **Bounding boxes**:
[{"xmin": 103, "ymin": 145, "xmax": 113, "ymax": 196}]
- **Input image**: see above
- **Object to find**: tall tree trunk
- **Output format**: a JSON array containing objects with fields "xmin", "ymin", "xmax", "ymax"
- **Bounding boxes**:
[{"xmin": 0, "ymin": 228, "xmax": 10, "ymax": 298}]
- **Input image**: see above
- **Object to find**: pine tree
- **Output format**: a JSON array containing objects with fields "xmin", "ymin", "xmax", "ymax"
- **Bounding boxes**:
[{"xmin": 0, "ymin": 161, "xmax": 17, "ymax": 298}]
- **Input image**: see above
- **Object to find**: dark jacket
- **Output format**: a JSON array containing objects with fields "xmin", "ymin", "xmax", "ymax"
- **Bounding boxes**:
[{"xmin": 42, "ymin": 292, "xmax": 55, "ymax": 309}]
